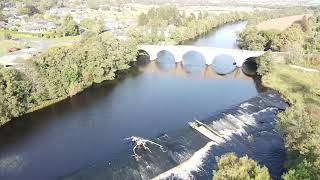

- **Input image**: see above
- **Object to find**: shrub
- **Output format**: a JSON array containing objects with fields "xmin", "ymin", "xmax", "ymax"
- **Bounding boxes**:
[
  {"xmin": 213, "ymin": 153, "xmax": 271, "ymax": 180},
  {"xmin": 256, "ymin": 51, "xmax": 274, "ymax": 76}
]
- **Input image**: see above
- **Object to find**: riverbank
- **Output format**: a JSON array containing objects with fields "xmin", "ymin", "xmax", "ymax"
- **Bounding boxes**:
[{"xmin": 261, "ymin": 64, "xmax": 320, "ymax": 178}]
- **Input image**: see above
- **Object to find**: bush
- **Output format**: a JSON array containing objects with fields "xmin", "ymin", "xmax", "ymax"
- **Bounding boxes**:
[
  {"xmin": 256, "ymin": 51, "xmax": 273, "ymax": 76},
  {"xmin": 3, "ymin": 32, "xmax": 12, "ymax": 40},
  {"xmin": 213, "ymin": 153, "xmax": 271, "ymax": 180}
]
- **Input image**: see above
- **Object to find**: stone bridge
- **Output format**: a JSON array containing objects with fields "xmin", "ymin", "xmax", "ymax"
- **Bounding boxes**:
[{"xmin": 138, "ymin": 45, "xmax": 266, "ymax": 67}]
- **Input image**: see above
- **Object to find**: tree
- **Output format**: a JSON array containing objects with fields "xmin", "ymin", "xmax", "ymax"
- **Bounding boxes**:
[
  {"xmin": 0, "ymin": 13, "xmax": 7, "ymax": 22},
  {"xmin": 238, "ymin": 26, "xmax": 267, "ymax": 51},
  {"xmin": 138, "ymin": 13, "xmax": 148, "ymax": 26},
  {"xmin": 60, "ymin": 15, "xmax": 79, "ymax": 36},
  {"xmin": 278, "ymin": 105, "xmax": 320, "ymax": 180},
  {"xmin": 19, "ymin": 5, "xmax": 39, "ymax": 16},
  {"xmin": 256, "ymin": 51, "xmax": 273, "ymax": 76},
  {"xmin": 213, "ymin": 153, "xmax": 271, "ymax": 180},
  {"xmin": 271, "ymin": 24, "xmax": 304, "ymax": 51},
  {"xmin": 0, "ymin": 67, "xmax": 33, "ymax": 125},
  {"xmin": 80, "ymin": 17, "xmax": 105, "ymax": 34},
  {"xmin": 96, "ymin": 17, "xmax": 105, "ymax": 34}
]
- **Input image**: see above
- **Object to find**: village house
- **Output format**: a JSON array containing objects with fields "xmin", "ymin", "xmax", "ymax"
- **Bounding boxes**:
[{"xmin": 18, "ymin": 18, "xmax": 57, "ymax": 33}]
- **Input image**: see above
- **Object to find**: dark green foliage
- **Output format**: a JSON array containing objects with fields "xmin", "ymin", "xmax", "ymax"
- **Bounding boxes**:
[
  {"xmin": 33, "ymin": 32, "xmax": 137, "ymax": 99},
  {"xmin": 0, "ymin": 67, "xmax": 33, "ymax": 125},
  {"xmin": 238, "ymin": 27, "xmax": 267, "ymax": 51},
  {"xmin": 213, "ymin": 153, "xmax": 271, "ymax": 180},
  {"xmin": 278, "ymin": 105, "xmax": 320, "ymax": 180},
  {"xmin": 0, "ymin": 31, "xmax": 137, "ymax": 125},
  {"xmin": 256, "ymin": 51, "xmax": 273, "ymax": 76},
  {"xmin": 142, "ymin": 6, "xmax": 182, "ymax": 27},
  {"xmin": 238, "ymin": 23, "xmax": 304, "ymax": 52}
]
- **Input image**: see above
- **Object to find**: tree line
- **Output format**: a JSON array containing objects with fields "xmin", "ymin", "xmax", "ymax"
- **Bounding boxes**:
[
  {"xmin": 238, "ymin": 10, "xmax": 320, "ymax": 68},
  {"xmin": 0, "ymin": 32, "xmax": 137, "ymax": 126},
  {"xmin": 132, "ymin": 6, "xmax": 309, "ymax": 45}
]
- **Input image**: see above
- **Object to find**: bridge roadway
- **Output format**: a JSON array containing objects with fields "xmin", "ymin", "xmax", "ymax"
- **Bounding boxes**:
[{"xmin": 138, "ymin": 45, "xmax": 266, "ymax": 67}]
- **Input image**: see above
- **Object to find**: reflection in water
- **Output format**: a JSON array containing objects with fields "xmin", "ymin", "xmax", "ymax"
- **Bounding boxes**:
[
  {"xmin": 182, "ymin": 51, "xmax": 206, "ymax": 73},
  {"xmin": 156, "ymin": 51, "xmax": 176, "ymax": 71},
  {"xmin": 212, "ymin": 54, "xmax": 237, "ymax": 75},
  {"xmin": 140, "ymin": 61, "xmax": 253, "ymax": 81}
]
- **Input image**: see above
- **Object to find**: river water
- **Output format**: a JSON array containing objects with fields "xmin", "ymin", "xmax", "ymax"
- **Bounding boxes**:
[{"xmin": 0, "ymin": 22, "xmax": 285, "ymax": 180}]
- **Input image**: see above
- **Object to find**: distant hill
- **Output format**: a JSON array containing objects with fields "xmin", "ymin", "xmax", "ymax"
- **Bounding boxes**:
[{"xmin": 129, "ymin": 0, "xmax": 320, "ymax": 6}]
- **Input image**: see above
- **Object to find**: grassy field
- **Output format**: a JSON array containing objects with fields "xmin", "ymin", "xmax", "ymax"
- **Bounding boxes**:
[
  {"xmin": 262, "ymin": 64, "xmax": 320, "ymax": 104},
  {"xmin": 0, "ymin": 30, "xmax": 80, "ymax": 41},
  {"xmin": 0, "ymin": 40, "xmax": 28, "ymax": 56},
  {"xmin": 256, "ymin": 14, "xmax": 312, "ymax": 31}
]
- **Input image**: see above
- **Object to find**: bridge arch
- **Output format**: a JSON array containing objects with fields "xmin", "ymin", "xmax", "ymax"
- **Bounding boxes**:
[
  {"xmin": 157, "ymin": 50, "xmax": 176, "ymax": 64},
  {"xmin": 137, "ymin": 49, "xmax": 151, "ymax": 66},
  {"xmin": 182, "ymin": 51, "xmax": 206, "ymax": 73},
  {"xmin": 212, "ymin": 54, "xmax": 237, "ymax": 75},
  {"xmin": 242, "ymin": 57, "xmax": 258, "ymax": 76}
]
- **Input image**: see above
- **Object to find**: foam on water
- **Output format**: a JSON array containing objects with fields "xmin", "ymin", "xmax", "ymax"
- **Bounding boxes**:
[
  {"xmin": 152, "ymin": 141, "xmax": 215, "ymax": 180},
  {"xmin": 151, "ymin": 105, "xmax": 277, "ymax": 180}
]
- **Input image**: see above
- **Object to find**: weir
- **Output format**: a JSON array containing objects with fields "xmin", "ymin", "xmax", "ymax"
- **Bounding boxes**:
[
  {"xmin": 148, "ymin": 91, "xmax": 288, "ymax": 180},
  {"xmin": 188, "ymin": 120, "xmax": 225, "ymax": 143}
]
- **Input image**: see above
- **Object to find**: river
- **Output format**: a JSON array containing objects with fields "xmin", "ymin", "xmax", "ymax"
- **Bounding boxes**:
[{"xmin": 0, "ymin": 22, "xmax": 285, "ymax": 180}]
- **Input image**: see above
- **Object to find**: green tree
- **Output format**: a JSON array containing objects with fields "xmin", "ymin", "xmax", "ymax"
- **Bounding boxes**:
[
  {"xmin": 19, "ymin": 5, "xmax": 39, "ymax": 16},
  {"xmin": 60, "ymin": 15, "xmax": 80, "ymax": 36},
  {"xmin": 238, "ymin": 26, "xmax": 267, "ymax": 51},
  {"xmin": 0, "ymin": 67, "xmax": 33, "ymax": 125},
  {"xmin": 213, "ymin": 153, "xmax": 271, "ymax": 180},
  {"xmin": 256, "ymin": 51, "xmax": 273, "ymax": 76},
  {"xmin": 278, "ymin": 105, "xmax": 320, "ymax": 180},
  {"xmin": 80, "ymin": 17, "xmax": 104, "ymax": 33}
]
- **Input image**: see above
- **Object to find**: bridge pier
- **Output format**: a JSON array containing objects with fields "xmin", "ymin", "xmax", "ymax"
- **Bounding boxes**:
[{"xmin": 149, "ymin": 52, "xmax": 158, "ymax": 61}]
